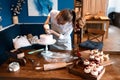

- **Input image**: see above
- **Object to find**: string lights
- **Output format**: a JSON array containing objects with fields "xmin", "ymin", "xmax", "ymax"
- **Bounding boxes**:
[{"xmin": 11, "ymin": 0, "xmax": 25, "ymax": 16}]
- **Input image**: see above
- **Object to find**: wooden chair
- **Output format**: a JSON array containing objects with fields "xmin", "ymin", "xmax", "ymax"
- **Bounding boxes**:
[{"xmin": 79, "ymin": 28, "xmax": 105, "ymax": 50}]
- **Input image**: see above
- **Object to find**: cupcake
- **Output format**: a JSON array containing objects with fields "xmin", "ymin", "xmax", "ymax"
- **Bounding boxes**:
[
  {"xmin": 93, "ymin": 49, "xmax": 99, "ymax": 54},
  {"xmin": 90, "ymin": 50, "xmax": 94, "ymax": 55},
  {"xmin": 83, "ymin": 59, "xmax": 90, "ymax": 66},
  {"xmin": 89, "ymin": 62, "xmax": 96, "ymax": 70},
  {"xmin": 91, "ymin": 69, "xmax": 99, "ymax": 76},
  {"xmin": 100, "ymin": 51, "xmax": 104, "ymax": 55},
  {"xmin": 89, "ymin": 54, "xmax": 95, "ymax": 60},
  {"xmin": 84, "ymin": 67, "xmax": 91, "ymax": 73},
  {"xmin": 98, "ymin": 65, "xmax": 103, "ymax": 71},
  {"xmin": 94, "ymin": 49, "xmax": 99, "ymax": 53},
  {"xmin": 95, "ymin": 64, "xmax": 102, "ymax": 73},
  {"xmin": 104, "ymin": 54, "xmax": 110, "ymax": 61},
  {"xmin": 99, "ymin": 55, "xmax": 104, "ymax": 63},
  {"xmin": 94, "ymin": 56, "xmax": 100, "ymax": 63},
  {"xmin": 90, "ymin": 61, "xmax": 96, "ymax": 67},
  {"xmin": 94, "ymin": 52, "xmax": 100, "ymax": 56}
]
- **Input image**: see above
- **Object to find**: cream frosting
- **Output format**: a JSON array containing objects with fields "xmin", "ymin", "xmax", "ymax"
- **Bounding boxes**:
[
  {"xmin": 91, "ymin": 69, "xmax": 98, "ymax": 76},
  {"xmin": 84, "ymin": 67, "xmax": 91, "ymax": 73}
]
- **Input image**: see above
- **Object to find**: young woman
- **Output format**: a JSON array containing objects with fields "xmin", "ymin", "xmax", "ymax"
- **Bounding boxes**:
[{"xmin": 44, "ymin": 9, "xmax": 76, "ymax": 50}]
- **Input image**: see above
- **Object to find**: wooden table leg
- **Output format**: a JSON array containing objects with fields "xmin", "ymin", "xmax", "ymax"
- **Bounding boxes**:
[{"xmin": 105, "ymin": 21, "xmax": 110, "ymax": 39}]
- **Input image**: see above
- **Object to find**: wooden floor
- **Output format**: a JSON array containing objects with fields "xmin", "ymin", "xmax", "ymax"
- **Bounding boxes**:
[
  {"xmin": 78, "ymin": 25, "xmax": 120, "ymax": 51},
  {"xmin": 103, "ymin": 25, "xmax": 120, "ymax": 51}
]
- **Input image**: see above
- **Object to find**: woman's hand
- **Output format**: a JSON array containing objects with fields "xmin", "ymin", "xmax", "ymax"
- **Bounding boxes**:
[
  {"xmin": 44, "ymin": 24, "xmax": 50, "ymax": 29},
  {"xmin": 45, "ymin": 29, "xmax": 60, "ymax": 37},
  {"xmin": 45, "ymin": 29, "xmax": 63, "ymax": 39},
  {"xmin": 45, "ymin": 29, "xmax": 54, "ymax": 34},
  {"xmin": 45, "ymin": 29, "xmax": 50, "ymax": 34}
]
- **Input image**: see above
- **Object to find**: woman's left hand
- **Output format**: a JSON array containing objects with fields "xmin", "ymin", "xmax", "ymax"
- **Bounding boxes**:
[
  {"xmin": 45, "ymin": 29, "xmax": 54, "ymax": 34},
  {"xmin": 45, "ymin": 29, "xmax": 51, "ymax": 34},
  {"xmin": 46, "ymin": 29, "xmax": 60, "ymax": 38}
]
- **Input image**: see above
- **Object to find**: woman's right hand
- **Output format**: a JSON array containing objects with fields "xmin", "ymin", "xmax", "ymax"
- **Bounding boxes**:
[
  {"xmin": 44, "ymin": 24, "xmax": 50, "ymax": 30},
  {"xmin": 45, "ymin": 29, "xmax": 51, "ymax": 34}
]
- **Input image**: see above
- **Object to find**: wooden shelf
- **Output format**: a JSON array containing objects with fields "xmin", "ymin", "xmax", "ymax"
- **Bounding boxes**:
[{"xmin": 74, "ymin": 0, "xmax": 83, "ymax": 17}]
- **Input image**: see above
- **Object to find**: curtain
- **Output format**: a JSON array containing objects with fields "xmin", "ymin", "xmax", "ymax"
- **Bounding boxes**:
[
  {"xmin": 107, "ymin": 0, "xmax": 120, "ymax": 15},
  {"xmin": 83, "ymin": 0, "xmax": 109, "ymax": 16}
]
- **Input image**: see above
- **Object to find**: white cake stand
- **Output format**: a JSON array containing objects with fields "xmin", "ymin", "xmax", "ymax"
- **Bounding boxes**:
[{"xmin": 38, "ymin": 39, "xmax": 56, "ymax": 56}]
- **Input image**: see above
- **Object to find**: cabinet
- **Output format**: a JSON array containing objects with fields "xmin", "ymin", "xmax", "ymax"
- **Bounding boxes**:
[{"xmin": 74, "ymin": 0, "xmax": 83, "ymax": 19}]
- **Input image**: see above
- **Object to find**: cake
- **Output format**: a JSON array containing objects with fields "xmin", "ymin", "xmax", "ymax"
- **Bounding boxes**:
[{"xmin": 39, "ymin": 34, "xmax": 54, "ymax": 43}]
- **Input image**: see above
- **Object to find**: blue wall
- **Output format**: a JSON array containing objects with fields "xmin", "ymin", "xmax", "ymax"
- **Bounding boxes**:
[
  {"xmin": 0, "ymin": 0, "xmax": 12, "ymax": 27},
  {"xmin": 19, "ymin": 0, "xmax": 74, "ymax": 23},
  {"xmin": 0, "ymin": 0, "xmax": 74, "ymax": 27}
]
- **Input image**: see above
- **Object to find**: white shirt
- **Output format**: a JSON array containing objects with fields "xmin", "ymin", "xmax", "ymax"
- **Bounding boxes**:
[{"xmin": 49, "ymin": 10, "xmax": 73, "ymax": 50}]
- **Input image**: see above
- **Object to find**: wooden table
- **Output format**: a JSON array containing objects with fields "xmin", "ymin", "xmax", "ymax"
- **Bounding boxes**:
[
  {"xmin": 0, "ymin": 50, "xmax": 120, "ymax": 80},
  {"xmin": 86, "ymin": 18, "xmax": 110, "ymax": 39}
]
